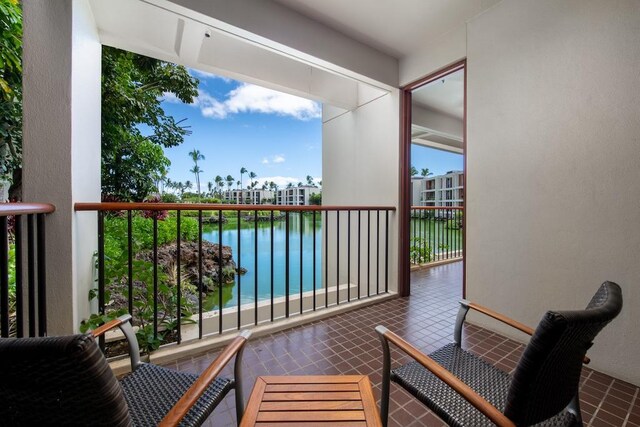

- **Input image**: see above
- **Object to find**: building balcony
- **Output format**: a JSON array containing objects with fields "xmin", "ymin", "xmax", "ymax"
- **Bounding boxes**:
[{"xmin": 163, "ymin": 262, "xmax": 640, "ymax": 427}]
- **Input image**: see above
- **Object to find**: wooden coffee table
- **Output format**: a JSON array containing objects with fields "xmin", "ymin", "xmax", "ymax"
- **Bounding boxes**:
[{"xmin": 240, "ymin": 375, "xmax": 382, "ymax": 426}]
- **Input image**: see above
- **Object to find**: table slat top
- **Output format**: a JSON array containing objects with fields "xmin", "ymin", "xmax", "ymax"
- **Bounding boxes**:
[{"xmin": 240, "ymin": 375, "xmax": 381, "ymax": 427}]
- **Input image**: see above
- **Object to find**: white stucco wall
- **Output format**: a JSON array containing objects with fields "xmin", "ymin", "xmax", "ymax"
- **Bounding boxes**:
[
  {"xmin": 23, "ymin": 0, "xmax": 101, "ymax": 334},
  {"xmin": 322, "ymin": 92, "xmax": 400, "ymax": 293},
  {"xmin": 463, "ymin": 0, "xmax": 640, "ymax": 385}
]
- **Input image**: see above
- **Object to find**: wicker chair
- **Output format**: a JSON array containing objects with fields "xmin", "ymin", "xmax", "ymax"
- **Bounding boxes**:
[
  {"xmin": 376, "ymin": 281, "xmax": 622, "ymax": 427},
  {"xmin": 0, "ymin": 314, "xmax": 251, "ymax": 426}
]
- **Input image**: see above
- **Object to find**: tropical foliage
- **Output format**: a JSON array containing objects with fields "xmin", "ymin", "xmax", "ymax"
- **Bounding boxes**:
[
  {"xmin": 0, "ymin": 0, "xmax": 22, "ymax": 197},
  {"xmin": 101, "ymin": 46, "xmax": 198, "ymax": 201}
]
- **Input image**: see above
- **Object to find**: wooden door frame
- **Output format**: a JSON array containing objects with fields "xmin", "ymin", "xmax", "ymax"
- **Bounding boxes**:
[{"xmin": 398, "ymin": 59, "xmax": 467, "ymax": 297}]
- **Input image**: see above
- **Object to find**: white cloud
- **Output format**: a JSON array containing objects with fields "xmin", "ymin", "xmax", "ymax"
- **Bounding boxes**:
[
  {"xmin": 161, "ymin": 92, "xmax": 181, "ymax": 103},
  {"xmin": 225, "ymin": 84, "xmax": 321, "ymax": 120},
  {"xmin": 261, "ymin": 154, "xmax": 286, "ymax": 165},
  {"xmin": 185, "ymin": 83, "xmax": 321, "ymax": 121},
  {"xmin": 191, "ymin": 89, "xmax": 227, "ymax": 119}
]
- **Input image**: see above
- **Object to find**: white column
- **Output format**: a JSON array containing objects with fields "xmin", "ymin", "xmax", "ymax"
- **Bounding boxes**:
[{"xmin": 23, "ymin": 0, "xmax": 101, "ymax": 334}]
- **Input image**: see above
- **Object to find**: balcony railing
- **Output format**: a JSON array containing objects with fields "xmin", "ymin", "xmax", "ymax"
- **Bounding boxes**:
[
  {"xmin": 0, "ymin": 203, "xmax": 55, "ymax": 338},
  {"xmin": 410, "ymin": 206, "xmax": 463, "ymax": 265},
  {"xmin": 75, "ymin": 203, "xmax": 395, "ymax": 351}
]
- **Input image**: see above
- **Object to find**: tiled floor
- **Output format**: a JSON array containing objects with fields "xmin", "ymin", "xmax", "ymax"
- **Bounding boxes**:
[{"xmin": 164, "ymin": 261, "xmax": 640, "ymax": 426}]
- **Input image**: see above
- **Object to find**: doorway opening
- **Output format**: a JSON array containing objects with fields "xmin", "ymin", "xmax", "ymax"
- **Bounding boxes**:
[{"xmin": 400, "ymin": 61, "xmax": 466, "ymax": 297}]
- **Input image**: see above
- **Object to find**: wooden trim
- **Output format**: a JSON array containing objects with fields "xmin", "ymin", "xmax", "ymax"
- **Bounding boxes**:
[
  {"xmin": 400, "ymin": 59, "xmax": 467, "ymax": 298},
  {"xmin": 159, "ymin": 334, "xmax": 249, "ymax": 426},
  {"xmin": 462, "ymin": 58, "xmax": 467, "ymax": 299},
  {"xmin": 74, "ymin": 202, "xmax": 395, "ymax": 212},
  {"xmin": 90, "ymin": 317, "xmax": 125, "ymax": 337},
  {"xmin": 403, "ymin": 60, "xmax": 466, "ymax": 91},
  {"xmin": 468, "ymin": 302, "xmax": 535, "ymax": 335},
  {"xmin": 0, "ymin": 203, "xmax": 56, "ymax": 216},
  {"xmin": 381, "ymin": 329, "xmax": 516, "ymax": 427},
  {"xmin": 398, "ymin": 89, "xmax": 412, "ymax": 297}
]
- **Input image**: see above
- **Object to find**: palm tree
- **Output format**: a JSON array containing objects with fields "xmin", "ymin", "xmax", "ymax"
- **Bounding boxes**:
[
  {"xmin": 410, "ymin": 165, "xmax": 418, "ymax": 177},
  {"xmin": 249, "ymin": 171, "xmax": 257, "ymax": 189},
  {"xmin": 225, "ymin": 175, "xmax": 234, "ymax": 201},
  {"xmin": 297, "ymin": 182, "xmax": 303, "ymax": 187},
  {"xmin": 421, "ymin": 168, "xmax": 433, "ymax": 178},
  {"xmin": 214, "ymin": 175, "xmax": 224, "ymax": 196},
  {"xmin": 184, "ymin": 180, "xmax": 192, "ymax": 194},
  {"xmin": 207, "ymin": 181, "xmax": 213, "ymax": 197},
  {"xmin": 189, "ymin": 149, "xmax": 205, "ymax": 200},
  {"xmin": 306, "ymin": 175, "xmax": 315, "ymax": 186},
  {"xmin": 189, "ymin": 165, "xmax": 204, "ymax": 200},
  {"xmin": 239, "ymin": 167, "xmax": 247, "ymax": 201}
]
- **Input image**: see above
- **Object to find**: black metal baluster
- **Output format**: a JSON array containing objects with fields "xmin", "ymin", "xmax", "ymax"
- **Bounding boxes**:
[
  {"xmin": 347, "ymin": 210, "xmax": 351, "ymax": 302},
  {"xmin": 270, "ymin": 210, "xmax": 274, "ymax": 322},
  {"xmin": 336, "ymin": 210, "xmax": 340, "ymax": 305},
  {"xmin": 15, "ymin": 216, "xmax": 23, "ymax": 337},
  {"xmin": 198, "ymin": 210, "xmax": 204, "ymax": 338},
  {"xmin": 176, "ymin": 211, "xmax": 182, "ymax": 344},
  {"xmin": 285, "ymin": 211, "xmax": 290, "ymax": 317},
  {"xmin": 357, "ymin": 210, "xmax": 361, "ymax": 300},
  {"xmin": 97, "ymin": 212, "xmax": 105, "ymax": 348},
  {"xmin": 367, "ymin": 210, "xmax": 371, "ymax": 297},
  {"xmin": 218, "ymin": 210, "xmax": 223, "ymax": 334},
  {"xmin": 254, "ymin": 210, "xmax": 258, "ymax": 325},
  {"xmin": 27, "ymin": 215, "xmax": 35, "ymax": 337},
  {"xmin": 37, "ymin": 214, "xmax": 46, "ymax": 336},
  {"xmin": 376, "ymin": 210, "xmax": 380, "ymax": 295},
  {"xmin": 385, "ymin": 210, "xmax": 389, "ymax": 293},
  {"xmin": 127, "ymin": 211, "xmax": 133, "ymax": 317},
  {"xmin": 299, "ymin": 211, "xmax": 303, "ymax": 314},
  {"xmin": 153, "ymin": 216, "xmax": 158, "ymax": 341},
  {"xmin": 236, "ymin": 211, "xmax": 241, "ymax": 330},
  {"xmin": 324, "ymin": 210, "xmax": 328, "ymax": 308},
  {"xmin": 312, "ymin": 210, "xmax": 316, "ymax": 311},
  {"xmin": 0, "ymin": 216, "xmax": 8, "ymax": 337}
]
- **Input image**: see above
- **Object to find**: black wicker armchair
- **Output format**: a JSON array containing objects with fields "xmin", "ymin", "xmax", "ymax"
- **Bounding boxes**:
[
  {"xmin": 0, "ymin": 314, "xmax": 251, "ymax": 426},
  {"xmin": 376, "ymin": 281, "xmax": 622, "ymax": 427}
]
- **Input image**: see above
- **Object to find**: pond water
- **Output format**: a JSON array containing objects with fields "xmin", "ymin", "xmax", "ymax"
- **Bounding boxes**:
[{"xmin": 202, "ymin": 213, "xmax": 323, "ymax": 309}]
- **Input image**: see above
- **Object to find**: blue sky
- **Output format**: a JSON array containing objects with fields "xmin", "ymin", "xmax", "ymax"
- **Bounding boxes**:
[
  {"xmin": 158, "ymin": 68, "xmax": 462, "ymax": 188},
  {"xmin": 160, "ymin": 69, "xmax": 322, "ymax": 189},
  {"xmin": 411, "ymin": 144, "xmax": 463, "ymax": 176}
]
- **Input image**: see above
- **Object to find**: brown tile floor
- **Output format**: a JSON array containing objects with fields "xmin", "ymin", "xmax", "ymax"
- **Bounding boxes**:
[{"xmin": 164, "ymin": 261, "xmax": 640, "ymax": 426}]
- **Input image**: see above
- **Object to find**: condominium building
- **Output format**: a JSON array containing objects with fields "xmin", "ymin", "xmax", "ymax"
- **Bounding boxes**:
[
  {"xmin": 413, "ymin": 170, "xmax": 464, "ymax": 207},
  {"xmin": 223, "ymin": 189, "xmax": 274, "ymax": 204},
  {"xmin": 276, "ymin": 186, "xmax": 320, "ymax": 206}
]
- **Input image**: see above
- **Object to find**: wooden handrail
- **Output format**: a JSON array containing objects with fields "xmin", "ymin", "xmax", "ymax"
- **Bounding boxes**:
[
  {"xmin": 467, "ymin": 302, "xmax": 591, "ymax": 364},
  {"xmin": 380, "ymin": 328, "xmax": 516, "ymax": 427},
  {"xmin": 159, "ymin": 332, "xmax": 250, "ymax": 426},
  {"xmin": 74, "ymin": 202, "xmax": 396, "ymax": 212},
  {"xmin": 0, "ymin": 203, "xmax": 56, "ymax": 216}
]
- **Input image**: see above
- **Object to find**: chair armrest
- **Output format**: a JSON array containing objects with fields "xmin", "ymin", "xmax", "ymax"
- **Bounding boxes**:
[
  {"xmin": 376, "ymin": 325, "xmax": 516, "ymax": 427},
  {"xmin": 159, "ymin": 330, "xmax": 252, "ymax": 427},
  {"xmin": 461, "ymin": 302, "xmax": 590, "ymax": 364},
  {"xmin": 90, "ymin": 314, "xmax": 142, "ymax": 371},
  {"xmin": 466, "ymin": 302, "xmax": 534, "ymax": 335},
  {"xmin": 90, "ymin": 314, "xmax": 133, "ymax": 337}
]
